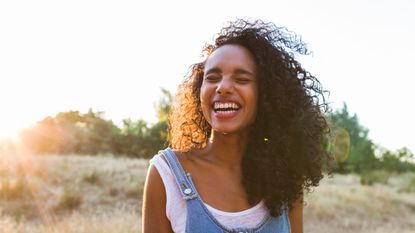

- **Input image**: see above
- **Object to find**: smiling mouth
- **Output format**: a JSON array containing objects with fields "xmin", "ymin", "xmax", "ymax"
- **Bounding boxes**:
[{"xmin": 212, "ymin": 102, "xmax": 241, "ymax": 113}]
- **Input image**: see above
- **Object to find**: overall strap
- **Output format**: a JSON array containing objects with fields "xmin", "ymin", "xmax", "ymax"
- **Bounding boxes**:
[{"xmin": 159, "ymin": 148, "xmax": 198, "ymax": 200}]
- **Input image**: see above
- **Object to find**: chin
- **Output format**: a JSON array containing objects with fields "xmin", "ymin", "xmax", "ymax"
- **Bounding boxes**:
[
  {"xmin": 212, "ymin": 126, "xmax": 245, "ymax": 135},
  {"xmin": 212, "ymin": 127, "xmax": 233, "ymax": 134}
]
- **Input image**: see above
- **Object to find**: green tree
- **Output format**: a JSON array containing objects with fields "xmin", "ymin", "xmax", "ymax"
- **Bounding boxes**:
[
  {"xmin": 154, "ymin": 87, "xmax": 173, "ymax": 122},
  {"xmin": 19, "ymin": 109, "xmax": 120, "ymax": 155},
  {"xmin": 327, "ymin": 103, "xmax": 378, "ymax": 173},
  {"xmin": 139, "ymin": 88, "xmax": 171, "ymax": 158},
  {"xmin": 19, "ymin": 116, "xmax": 61, "ymax": 154},
  {"xmin": 18, "ymin": 88, "xmax": 173, "ymax": 157},
  {"xmin": 379, "ymin": 147, "xmax": 415, "ymax": 172},
  {"xmin": 115, "ymin": 88, "xmax": 171, "ymax": 158},
  {"xmin": 79, "ymin": 109, "xmax": 120, "ymax": 155},
  {"xmin": 115, "ymin": 118, "xmax": 149, "ymax": 157}
]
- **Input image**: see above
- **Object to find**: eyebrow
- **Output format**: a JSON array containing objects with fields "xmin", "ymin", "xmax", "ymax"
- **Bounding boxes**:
[{"xmin": 204, "ymin": 67, "xmax": 255, "ymax": 76}]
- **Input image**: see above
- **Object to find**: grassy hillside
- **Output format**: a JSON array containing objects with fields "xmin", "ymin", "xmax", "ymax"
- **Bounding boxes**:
[
  {"xmin": 0, "ymin": 154, "xmax": 145, "ymax": 232},
  {"xmin": 0, "ymin": 154, "xmax": 414, "ymax": 233}
]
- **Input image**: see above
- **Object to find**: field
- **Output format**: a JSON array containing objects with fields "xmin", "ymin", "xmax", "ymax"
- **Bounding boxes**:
[{"xmin": 0, "ymin": 154, "xmax": 414, "ymax": 233}]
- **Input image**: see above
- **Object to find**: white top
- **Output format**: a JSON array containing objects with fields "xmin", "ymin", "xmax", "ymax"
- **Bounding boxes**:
[{"xmin": 149, "ymin": 153, "xmax": 269, "ymax": 233}]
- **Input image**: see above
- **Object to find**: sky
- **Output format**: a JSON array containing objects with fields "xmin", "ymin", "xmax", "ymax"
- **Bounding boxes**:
[{"xmin": 0, "ymin": 0, "xmax": 414, "ymax": 153}]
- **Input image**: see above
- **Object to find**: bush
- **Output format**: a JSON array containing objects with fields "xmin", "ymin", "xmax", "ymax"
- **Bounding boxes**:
[
  {"xmin": 0, "ymin": 177, "xmax": 28, "ymax": 200},
  {"xmin": 400, "ymin": 173, "xmax": 415, "ymax": 193},
  {"xmin": 360, "ymin": 170, "xmax": 390, "ymax": 186},
  {"xmin": 108, "ymin": 186, "xmax": 119, "ymax": 196},
  {"xmin": 55, "ymin": 185, "xmax": 82, "ymax": 211},
  {"xmin": 82, "ymin": 171, "xmax": 100, "ymax": 185},
  {"xmin": 124, "ymin": 181, "xmax": 144, "ymax": 199}
]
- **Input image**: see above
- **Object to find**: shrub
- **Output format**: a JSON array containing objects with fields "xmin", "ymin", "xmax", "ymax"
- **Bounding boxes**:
[
  {"xmin": 360, "ymin": 170, "xmax": 390, "ymax": 186},
  {"xmin": 108, "ymin": 186, "xmax": 119, "ymax": 196},
  {"xmin": 124, "ymin": 185, "xmax": 141, "ymax": 199},
  {"xmin": 56, "ymin": 185, "xmax": 82, "ymax": 211},
  {"xmin": 0, "ymin": 177, "xmax": 28, "ymax": 200},
  {"xmin": 82, "ymin": 170, "xmax": 100, "ymax": 185},
  {"xmin": 400, "ymin": 173, "xmax": 415, "ymax": 193},
  {"xmin": 7, "ymin": 202, "xmax": 38, "ymax": 220}
]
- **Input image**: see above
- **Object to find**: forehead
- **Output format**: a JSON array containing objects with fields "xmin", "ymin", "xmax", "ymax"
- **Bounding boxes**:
[{"xmin": 204, "ymin": 44, "xmax": 257, "ymax": 73}]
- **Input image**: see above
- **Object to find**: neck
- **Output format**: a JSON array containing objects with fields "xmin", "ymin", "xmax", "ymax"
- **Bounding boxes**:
[{"xmin": 202, "ymin": 130, "xmax": 249, "ymax": 170}]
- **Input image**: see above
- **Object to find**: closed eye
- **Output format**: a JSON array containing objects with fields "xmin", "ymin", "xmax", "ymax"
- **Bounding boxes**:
[
  {"xmin": 235, "ymin": 77, "xmax": 252, "ymax": 84},
  {"xmin": 235, "ymin": 77, "xmax": 253, "ymax": 84},
  {"xmin": 204, "ymin": 75, "xmax": 221, "ymax": 82}
]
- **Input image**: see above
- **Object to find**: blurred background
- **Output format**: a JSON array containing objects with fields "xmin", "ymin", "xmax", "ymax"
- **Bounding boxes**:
[{"xmin": 0, "ymin": 0, "xmax": 414, "ymax": 232}]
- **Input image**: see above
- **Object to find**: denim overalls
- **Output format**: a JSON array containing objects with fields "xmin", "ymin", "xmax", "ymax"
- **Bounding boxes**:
[{"xmin": 159, "ymin": 148, "xmax": 291, "ymax": 233}]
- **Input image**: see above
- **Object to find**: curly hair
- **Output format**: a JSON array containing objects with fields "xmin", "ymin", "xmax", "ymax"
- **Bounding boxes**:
[{"xmin": 168, "ymin": 18, "xmax": 329, "ymax": 217}]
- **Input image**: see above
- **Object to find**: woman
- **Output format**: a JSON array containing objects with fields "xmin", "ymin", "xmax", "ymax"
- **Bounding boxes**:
[{"xmin": 142, "ymin": 19, "xmax": 329, "ymax": 233}]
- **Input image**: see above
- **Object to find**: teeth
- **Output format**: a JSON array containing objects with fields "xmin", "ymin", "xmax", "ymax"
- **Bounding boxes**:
[{"xmin": 214, "ymin": 102, "xmax": 239, "ymax": 110}]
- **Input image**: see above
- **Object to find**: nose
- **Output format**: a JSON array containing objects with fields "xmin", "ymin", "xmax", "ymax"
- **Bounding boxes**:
[{"xmin": 216, "ymin": 77, "xmax": 233, "ymax": 95}]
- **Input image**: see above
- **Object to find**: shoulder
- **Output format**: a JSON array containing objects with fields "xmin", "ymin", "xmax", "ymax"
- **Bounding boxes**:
[
  {"xmin": 143, "ymin": 163, "xmax": 166, "ymax": 203},
  {"xmin": 143, "ymin": 150, "xmax": 188, "ymax": 233},
  {"xmin": 168, "ymin": 148, "xmax": 196, "ymax": 172},
  {"xmin": 142, "ymin": 163, "xmax": 173, "ymax": 232},
  {"xmin": 152, "ymin": 148, "xmax": 202, "ymax": 176},
  {"xmin": 143, "ymin": 164, "xmax": 166, "ymax": 218},
  {"xmin": 172, "ymin": 149, "xmax": 189, "ymax": 164},
  {"xmin": 288, "ymin": 195, "xmax": 304, "ymax": 233},
  {"xmin": 150, "ymin": 149, "xmax": 185, "ymax": 168},
  {"xmin": 145, "ymin": 151, "xmax": 173, "ymax": 205},
  {"xmin": 148, "ymin": 151, "xmax": 175, "ymax": 188}
]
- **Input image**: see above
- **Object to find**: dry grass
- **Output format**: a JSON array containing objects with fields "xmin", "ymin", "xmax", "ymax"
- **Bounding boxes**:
[
  {"xmin": 0, "ymin": 208, "xmax": 140, "ymax": 233},
  {"xmin": 1, "ymin": 154, "xmax": 414, "ymax": 233},
  {"xmin": 0, "ymin": 154, "xmax": 146, "ymax": 233},
  {"xmin": 304, "ymin": 173, "xmax": 415, "ymax": 233}
]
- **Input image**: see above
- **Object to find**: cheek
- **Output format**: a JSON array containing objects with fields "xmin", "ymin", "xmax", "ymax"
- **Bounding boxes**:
[
  {"xmin": 200, "ymin": 85, "xmax": 212, "ymax": 119},
  {"xmin": 200, "ymin": 84, "xmax": 207, "ymax": 106}
]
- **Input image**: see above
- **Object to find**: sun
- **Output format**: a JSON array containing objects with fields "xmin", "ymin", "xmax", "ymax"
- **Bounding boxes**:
[
  {"xmin": 0, "ymin": 124, "xmax": 21, "ymax": 142},
  {"xmin": 0, "ymin": 115, "xmax": 38, "ymax": 144}
]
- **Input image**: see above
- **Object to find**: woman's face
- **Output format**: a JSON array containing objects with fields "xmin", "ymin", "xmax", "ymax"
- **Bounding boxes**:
[{"xmin": 200, "ymin": 44, "xmax": 258, "ymax": 134}]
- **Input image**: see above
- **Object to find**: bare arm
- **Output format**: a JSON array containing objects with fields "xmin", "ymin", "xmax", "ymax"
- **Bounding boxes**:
[
  {"xmin": 142, "ymin": 164, "xmax": 174, "ymax": 233},
  {"xmin": 288, "ymin": 195, "xmax": 304, "ymax": 233}
]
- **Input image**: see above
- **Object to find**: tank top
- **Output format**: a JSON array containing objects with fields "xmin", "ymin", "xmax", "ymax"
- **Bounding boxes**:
[
  {"xmin": 150, "ymin": 153, "xmax": 269, "ymax": 231},
  {"xmin": 157, "ymin": 148, "xmax": 291, "ymax": 233}
]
